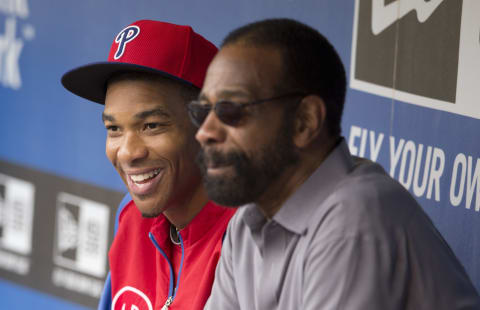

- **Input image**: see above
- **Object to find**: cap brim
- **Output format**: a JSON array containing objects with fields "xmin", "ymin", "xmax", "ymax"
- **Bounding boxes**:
[{"xmin": 61, "ymin": 62, "xmax": 197, "ymax": 104}]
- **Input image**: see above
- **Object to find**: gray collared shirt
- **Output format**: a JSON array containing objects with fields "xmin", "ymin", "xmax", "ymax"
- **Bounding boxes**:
[{"xmin": 205, "ymin": 140, "xmax": 480, "ymax": 310}]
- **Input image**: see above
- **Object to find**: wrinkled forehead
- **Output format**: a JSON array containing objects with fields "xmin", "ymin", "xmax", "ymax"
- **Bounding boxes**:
[{"xmin": 201, "ymin": 44, "xmax": 284, "ymax": 101}]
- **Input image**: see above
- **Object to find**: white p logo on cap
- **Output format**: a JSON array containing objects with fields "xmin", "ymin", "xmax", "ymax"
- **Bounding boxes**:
[{"xmin": 114, "ymin": 25, "xmax": 140, "ymax": 60}]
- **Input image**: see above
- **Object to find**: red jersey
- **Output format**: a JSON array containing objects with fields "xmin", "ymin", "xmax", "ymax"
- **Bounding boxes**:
[{"xmin": 109, "ymin": 200, "xmax": 236, "ymax": 310}]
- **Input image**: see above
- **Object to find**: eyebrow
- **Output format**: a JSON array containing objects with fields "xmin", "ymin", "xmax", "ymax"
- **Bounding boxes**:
[
  {"xmin": 134, "ymin": 108, "xmax": 171, "ymax": 120},
  {"xmin": 102, "ymin": 112, "xmax": 114, "ymax": 123},
  {"xmin": 102, "ymin": 108, "xmax": 171, "ymax": 123}
]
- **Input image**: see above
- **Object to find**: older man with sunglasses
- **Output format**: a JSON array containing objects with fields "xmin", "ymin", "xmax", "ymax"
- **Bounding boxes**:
[
  {"xmin": 62, "ymin": 20, "xmax": 235, "ymax": 310},
  {"xmin": 189, "ymin": 18, "xmax": 480, "ymax": 309}
]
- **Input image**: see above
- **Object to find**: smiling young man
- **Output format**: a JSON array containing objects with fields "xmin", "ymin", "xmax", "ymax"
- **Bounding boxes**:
[
  {"xmin": 61, "ymin": 20, "xmax": 235, "ymax": 310},
  {"xmin": 189, "ymin": 18, "xmax": 480, "ymax": 309}
]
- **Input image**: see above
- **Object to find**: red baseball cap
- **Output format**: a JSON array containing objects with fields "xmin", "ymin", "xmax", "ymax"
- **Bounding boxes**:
[{"xmin": 61, "ymin": 20, "xmax": 217, "ymax": 104}]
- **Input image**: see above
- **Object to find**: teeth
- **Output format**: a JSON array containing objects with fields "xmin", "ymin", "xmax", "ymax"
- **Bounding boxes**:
[{"xmin": 130, "ymin": 169, "xmax": 161, "ymax": 183}]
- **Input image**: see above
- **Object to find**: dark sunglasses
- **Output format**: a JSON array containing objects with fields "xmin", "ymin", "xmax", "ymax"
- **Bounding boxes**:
[{"xmin": 187, "ymin": 92, "xmax": 305, "ymax": 127}]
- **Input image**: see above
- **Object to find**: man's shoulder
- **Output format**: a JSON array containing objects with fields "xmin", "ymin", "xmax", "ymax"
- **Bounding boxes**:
[
  {"xmin": 335, "ymin": 157, "xmax": 419, "ymax": 212},
  {"xmin": 307, "ymin": 158, "xmax": 423, "ymax": 240}
]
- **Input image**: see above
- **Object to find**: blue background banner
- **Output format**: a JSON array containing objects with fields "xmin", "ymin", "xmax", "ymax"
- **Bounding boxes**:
[{"xmin": 1, "ymin": 0, "xmax": 479, "ymax": 308}]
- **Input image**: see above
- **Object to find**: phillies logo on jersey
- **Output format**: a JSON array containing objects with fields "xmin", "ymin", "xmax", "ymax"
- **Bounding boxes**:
[
  {"xmin": 114, "ymin": 25, "xmax": 140, "ymax": 60},
  {"xmin": 112, "ymin": 286, "xmax": 153, "ymax": 310}
]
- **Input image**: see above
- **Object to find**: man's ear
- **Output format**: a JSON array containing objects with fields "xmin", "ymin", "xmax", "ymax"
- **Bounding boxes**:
[{"xmin": 293, "ymin": 95, "xmax": 326, "ymax": 148}]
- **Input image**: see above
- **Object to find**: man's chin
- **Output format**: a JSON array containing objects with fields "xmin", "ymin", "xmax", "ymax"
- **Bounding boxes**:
[
  {"xmin": 203, "ymin": 176, "xmax": 258, "ymax": 207},
  {"xmin": 131, "ymin": 196, "xmax": 165, "ymax": 218},
  {"xmin": 206, "ymin": 192, "xmax": 253, "ymax": 208},
  {"xmin": 138, "ymin": 204, "xmax": 164, "ymax": 218},
  {"xmin": 140, "ymin": 211, "xmax": 162, "ymax": 218}
]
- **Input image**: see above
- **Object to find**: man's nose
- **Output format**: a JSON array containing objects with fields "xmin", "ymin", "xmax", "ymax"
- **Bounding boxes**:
[
  {"xmin": 195, "ymin": 110, "xmax": 227, "ymax": 146},
  {"xmin": 117, "ymin": 132, "xmax": 148, "ymax": 164}
]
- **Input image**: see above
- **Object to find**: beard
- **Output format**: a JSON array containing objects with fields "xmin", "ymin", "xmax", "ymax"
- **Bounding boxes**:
[{"xmin": 196, "ymin": 119, "xmax": 299, "ymax": 207}]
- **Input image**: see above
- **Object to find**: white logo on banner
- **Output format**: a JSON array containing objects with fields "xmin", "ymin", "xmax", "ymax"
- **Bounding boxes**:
[
  {"xmin": 371, "ymin": 0, "xmax": 444, "ymax": 35},
  {"xmin": 351, "ymin": 0, "xmax": 480, "ymax": 119},
  {"xmin": 0, "ymin": 0, "xmax": 34, "ymax": 90},
  {"xmin": 53, "ymin": 192, "xmax": 110, "ymax": 278},
  {"xmin": 0, "ymin": 173, "xmax": 35, "ymax": 275},
  {"xmin": 51, "ymin": 192, "xmax": 110, "ymax": 297}
]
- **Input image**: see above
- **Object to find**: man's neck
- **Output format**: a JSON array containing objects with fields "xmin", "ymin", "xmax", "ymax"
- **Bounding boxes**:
[
  {"xmin": 256, "ymin": 138, "xmax": 338, "ymax": 218},
  {"xmin": 163, "ymin": 184, "xmax": 209, "ymax": 229}
]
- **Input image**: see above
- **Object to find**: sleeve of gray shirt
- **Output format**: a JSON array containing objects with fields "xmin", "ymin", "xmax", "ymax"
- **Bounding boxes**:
[{"xmin": 204, "ymin": 219, "xmax": 240, "ymax": 310}]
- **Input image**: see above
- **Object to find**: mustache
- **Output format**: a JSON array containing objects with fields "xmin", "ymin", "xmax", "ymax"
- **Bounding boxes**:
[{"xmin": 196, "ymin": 148, "xmax": 247, "ymax": 169}]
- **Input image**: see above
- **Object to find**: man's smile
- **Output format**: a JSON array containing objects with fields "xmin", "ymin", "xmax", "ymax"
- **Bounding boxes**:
[{"xmin": 125, "ymin": 168, "xmax": 164, "ymax": 195}]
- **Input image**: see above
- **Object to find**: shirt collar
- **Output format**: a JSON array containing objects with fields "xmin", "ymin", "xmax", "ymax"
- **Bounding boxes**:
[
  {"xmin": 150, "ymin": 201, "xmax": 235, "ymax": 247},
  {"xmin": 274, "ymin": 138, "xmax": 354, "ymax": 234},
  {"xmin": 243, "ymin": 138, "xmax": 354, "ymax": 235}
]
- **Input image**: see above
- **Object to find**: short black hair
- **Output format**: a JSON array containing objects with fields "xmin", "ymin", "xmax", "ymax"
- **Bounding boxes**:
[{"xmin": 222, "ymin": 18, "xmax": 346, "ymax": 137}]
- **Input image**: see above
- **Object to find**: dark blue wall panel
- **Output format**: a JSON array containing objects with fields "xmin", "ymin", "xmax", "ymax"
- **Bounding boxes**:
[{"xmin": 1, "ymin": 0, "xmax": 478, "ymax": 308}]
